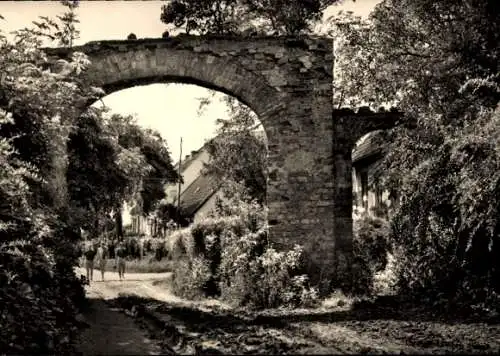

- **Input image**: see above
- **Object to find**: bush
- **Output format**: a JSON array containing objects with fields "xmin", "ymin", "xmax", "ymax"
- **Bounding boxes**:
[
  {"xmin": 218, "ymin": 234, "xmax": 319, "ymax": 308},
  {"xmin": 390, "ymin": 211, "xmax": 483, "ymax": 305},
  {"xmin": 166, "ymin": 227, "xmax": 193, "ymax": 260},
  {"xmin": 0, "ymin": 242, "xmax": 86, "ymax": 354},
  {"xmin": 378, "ymin": 105, "xmax": 500, "ymax": 313},
  {"xmin": 349, "ymin": 214, "xmax": 392, "ymax": 296},
  {"xmin": 169, "ymin": 182, "xmax": 319, "ymax": 309},
  {"xmin": 0, "ymin": 108, "xmax": 86, "ymax": 354},
  {"xmin": 171, "ymin": 257, "xmax": 212, "ymax": 300},
  {"xmin": 190, "ymin": 216, "xmax": 247, "ymax": 295},
  {"xmin": 372, "ymin": 252, "xmax": 399, "ymax": 296}
]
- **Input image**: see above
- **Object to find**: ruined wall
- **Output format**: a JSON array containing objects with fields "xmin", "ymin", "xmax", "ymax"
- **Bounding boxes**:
[{"xmin": 45, "ymin": 35, "xmax": 337, "ymax": 291}]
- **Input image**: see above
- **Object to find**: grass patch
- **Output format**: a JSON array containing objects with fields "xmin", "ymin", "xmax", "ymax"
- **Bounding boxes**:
[{"xmin": 95, "ymin": 255, "xmax": 175, "ymax": 273}]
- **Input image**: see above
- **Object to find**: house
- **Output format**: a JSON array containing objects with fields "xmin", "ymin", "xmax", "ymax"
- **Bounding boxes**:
[
  {"xmin": 352, "ymin": 130, "xmax": 396, "ymax": 218},
  {"xmin": 163, "ymin": 142, "xmax": 222, "ymax": 223},
  {"xmin": 127, "ymin": 141, "xmax": 222, "ymax": 236}
]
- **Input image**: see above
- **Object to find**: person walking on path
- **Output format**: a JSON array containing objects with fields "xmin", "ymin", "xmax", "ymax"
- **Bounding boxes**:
[
  {"xmin": 83, "ymin": 242, "xmax": 97, "ymax": 283},
  {"xmin": 115, "ymin": 241, "xmax": 127, "ymax": 281},
  {"xmin": 96, "ymin": 241, "xmax": 109, "ymax": 281}
]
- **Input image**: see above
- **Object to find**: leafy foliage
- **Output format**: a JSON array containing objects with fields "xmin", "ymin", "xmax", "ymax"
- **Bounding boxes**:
[
  {"xmin": 169, "ymin": 182, "xmax": 318, "ymax": 309},
  {"xmin": 0, "ymin": 4, "xmax": 94, "ymax": 351},
  {"xmin": 171, "ymin": 257, "xmax": 213, "ymax": 300},
  {"xmin": 327, "ymin": 0, "xmax": 500, "ymax": 309},
  {"xmin": 67, "ymin": 109, "xmax": 179, "ymax": 237},
  {"xmin": 160, "ymin": 0, "xmax": 242, "ymax": 35},
  {"xmin": 153, "ymin": 201, "xmax": 191, "ymax": 230},
  {"xmin": 242, "ymin": 0, "xmax": 337, "ymax": 35},
  {"xmin": 160, "ymin": 0, "xmax": 343, "ymax": 35},
  {"xmin": 350, "ymin": 214, "xmax": 392, "ymax": 296},
  {"xmin": 28, "ymin": 0, "xmax": 80, "ymax": 47},
  {"xmin": 0, "ymin": 243, "xmax": 87, "ymax": 354},
  {"xmin": 198, "ymin": 94, "xmax": 268, "ymax": 203}
]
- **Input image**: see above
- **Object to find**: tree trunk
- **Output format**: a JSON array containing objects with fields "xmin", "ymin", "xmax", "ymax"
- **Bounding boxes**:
[
  {"xmin": 94, "ymin": 213, "xmax": 100, "ymax": 238},
  {"xmin": 115, "ymin": 204, "xmax": 123, "ymax": 240}
]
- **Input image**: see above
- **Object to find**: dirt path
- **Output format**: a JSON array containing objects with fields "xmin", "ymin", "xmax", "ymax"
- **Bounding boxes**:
[
  {"xmin": 75, "ymin": 267, "xmax": 230, "ymax": 355},
  {"xmin": 75, "ymin": 268, "xmax": 173, "ymax": 356},
  {"xmin": 76, "ymin": 267, "xmax": 230, "ymax": 310},
  {"xmin": 75, "ymin": 267, "xmax": 500, "ymax": 355},
  {"xmin": 77, "ymin": 299, "xmax": 162, "ymax": 356}
]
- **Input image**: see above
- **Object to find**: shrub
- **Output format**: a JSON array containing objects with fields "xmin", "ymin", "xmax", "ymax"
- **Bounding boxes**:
[
  {"xmin": 0, "ymin": 241, "xmax": 86, "ymax": 354},
  {"xmin": 169, "ymin": 182, "xmax": 320, "ymax": 309},
  {"xmin": 0, "ymin": 108, "xmax": 86, "ymax": 354},
  {"xmin": 218, "ymin": 231, "xmax": 318, "ymax": 308},
  {"xmin": 378, "ymin": 105, "xmax": 500, "ymax": 313},
  {"xmin": 349, "ymin": 214, "xmax": 392, "ymax": 296},
  {"xmin": 143, "ymin": 237, "xmax": 169, "ymax": 261},
  {"xmin": 190, "ymin": 216, "xmax": 247, "ymax": 295},
  {"xmin": 372, "ymin": 252, "xmax": 399, "ymax": 296},
  {"xmin": 166, "ymin": 227, "xmax": 193, "ymax": 260},
  {"xmin": 171, "ymin": 257, "xmax": 212, "ymax": 300},
  {"xmin": 390, "ymin": 211, "xmax": 474, "ymax": 304}
]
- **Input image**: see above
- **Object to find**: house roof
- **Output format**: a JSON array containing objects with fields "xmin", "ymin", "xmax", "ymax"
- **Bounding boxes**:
[
  {"xmin": 172, "ymin": 130, "xmax": 264, "ymax": 217},
  {"xmin": 352, "ymin": 130, "xmax": 385, "ymax": 163},
  {"xmin": 178, "ymin": 173, "xmax": 220, "ymax": 217}
]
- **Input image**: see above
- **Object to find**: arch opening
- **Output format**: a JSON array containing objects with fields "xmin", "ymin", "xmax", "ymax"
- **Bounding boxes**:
[
  {"xmin": 88, "ymin": 73, "xmax": 278, "ymax": 145},
  {"xmin": 88, "ymin": 82, "xmax": 269, "ymax": 233}
]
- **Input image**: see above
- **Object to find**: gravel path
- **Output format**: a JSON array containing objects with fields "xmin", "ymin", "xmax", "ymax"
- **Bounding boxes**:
[{"xmin": 77, "ymin": 299, "xmax": 162, "ymax": 356}]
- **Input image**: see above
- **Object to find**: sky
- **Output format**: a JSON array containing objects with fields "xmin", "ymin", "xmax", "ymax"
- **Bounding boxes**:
[{"xmin": 0, "ymin": 0, "xmax": 380, "ymax": 163}]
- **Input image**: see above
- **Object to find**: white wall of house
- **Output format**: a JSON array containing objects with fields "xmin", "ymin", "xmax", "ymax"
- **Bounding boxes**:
[{"xmin": 130, "ymin": 215, "xmax": 149, "ymax": 236}]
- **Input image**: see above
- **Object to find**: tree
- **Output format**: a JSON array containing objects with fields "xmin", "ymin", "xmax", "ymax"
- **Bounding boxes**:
[
  {"xmin": 67, "ymin": 108, "xmax": 135, "ymax": 236},
  {"xmin": 67, "ymin": 110, "xmax": 179, "ymax": 238},
  {"xmin": 154, "ymin": 201, "xmax": 191, "ymax": 231},
  {"xmin": 0, "ymin": 3, "xmax": 103, "ymax": 353},
  {"xmin": 26, "ymin": 0, "xmax": 80, "ymax": 47},
  {"xmin": 160, "ymin": 0, "xmax": 241, "ymax": 35},
  {"xmin": 198, "ymin": 93, "xmax": 268, "ymax": 203},
  {"xmin": 139, "ymin": 129, "xmax": 179, "ymax": 214},
  {"xmin": 326, "ymin": 0, "xmax": 500, "ymax": 307},
  {"xmin": 160, "ymin": 0, "xmax": 344, "ymax": 35},
  {"xmin": 242, "ymin": 0, "xmax": 338, "ymax": 35}
]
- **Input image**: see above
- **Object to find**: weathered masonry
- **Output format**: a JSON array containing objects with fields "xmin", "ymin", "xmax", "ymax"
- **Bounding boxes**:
[{"xmin": 45, "ymin": 35, "xmax": 401, "ymax": 292}]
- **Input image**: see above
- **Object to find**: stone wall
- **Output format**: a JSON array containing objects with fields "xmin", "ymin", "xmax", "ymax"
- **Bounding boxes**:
[{"xmin": 45, "ymin": 35, "xmax": 340, "ymax": 291}]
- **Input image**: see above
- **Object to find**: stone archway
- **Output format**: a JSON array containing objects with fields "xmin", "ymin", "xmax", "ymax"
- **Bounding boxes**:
[{"xmin": 46, "ymin": 35, "xmax": 344, "ymax": 291}]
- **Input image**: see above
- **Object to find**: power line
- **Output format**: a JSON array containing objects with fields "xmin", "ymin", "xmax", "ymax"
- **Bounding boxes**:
[{"xmin": 177, "ymin": 137, "xmax": 183, "ymax": 220}]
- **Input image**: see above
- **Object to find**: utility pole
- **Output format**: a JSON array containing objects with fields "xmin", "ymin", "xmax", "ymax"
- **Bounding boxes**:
[{"xmin": 177, "ymin": 137, "xmax": 183, "ymax": 225}]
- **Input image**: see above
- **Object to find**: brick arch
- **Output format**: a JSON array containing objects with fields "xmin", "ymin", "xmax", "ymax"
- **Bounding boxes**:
[
  {"xmin": 87, "ymin": 49, "xmax": 285, "ymax": 132},
  {"xmin": 44, "ymin": 36, "xmax": 348, "ymax": 294}
]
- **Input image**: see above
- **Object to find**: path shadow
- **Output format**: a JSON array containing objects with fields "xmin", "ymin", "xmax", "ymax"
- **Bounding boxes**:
[
  {"xmin": 77, "ymin": 298, "xmax": 166, "ymax": 356},
  {"xmin": 107, "ymin": 294, "xmax": 500, "ymax": 334},
  {"xmin": 97, "ymin": 295, "xmax": 500, "ymax": 355}
]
